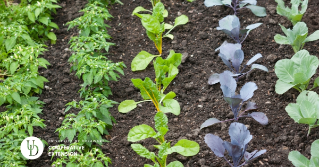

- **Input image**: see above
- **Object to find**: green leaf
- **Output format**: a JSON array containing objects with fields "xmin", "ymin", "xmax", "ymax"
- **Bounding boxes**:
[
  {"xmin": 275, "ymin": 59, "xmax": 295, "ymax": 82},
  {"xmin": 285, "ymin": 103, "xmax": 303, "ymax": 122},
  {"xmin": 288, "ymin": 151, "xmax": 310, "ymax": 167},
  {"xmin": 66, "ymin": 162, "xmax": 77, "ymax": 167},
  {"xmin": 167, "ymin": 161, "xmax": 184, "ymax": 167},
  {"xmin": 131, "ymin": 51, "xmax": 157, "ymax": 71},
  {"xmin": 47, "ymin": 32, "xmax": 57, "ymax": 41},
  {"xmin": 140, "ymin": 14, "xmax": 162, "ymax": 34},
  {"xmin": 35, "ymin": 8, "xmax": 41, "ymax": 18},
  {"xmin": 311, "ymin": 140, "xmax": 319, "ymax": 157},
  {"xmin": 38, "ymin": 17, "xmax": 49, "ymax": 25},
  {"xmin": 154, "ymin": 112, "xmax": 168, "ymax": 131},
  {"xmin": 310, "ymin": 157, "xmax": 319, "ymax": 167},
  {"xmin": 159, "ymin": 99, "xmax": 180, "ymax": 115},
  {"xmin": 65, "ymin": 129, "xmax": 76, "ymax": 141},
  {"xmin": 152, "ymin": 2, "xmax": 165, "ymax": 22},
  {"xmin": 10, "ymin": 62, "xmax": 19, "ymax": 74},
  {"xmin": 274, "ymin": 34, "xmax": 290, "ymax": 44},
  {"xmin": 128, "ymin": 124, "xmax": 156, "ymax": 142},
  {"xmin": 163, "ymin": 9, "xmax": 168, "ymax": 17},
  {"xmin": 38, "ymin": 58, "xmax": 50, "ymax": 68},
  {"xmin": 174, "ymin": 139, "xmax": 200, "ymax": 156},
  {"xmin": 305, "ymin": 30, "xmax": 319, "ymax": 42},
  {"xmin": 78, "ymin": 131, "xmax": 87, "ymax": 142},
  {"xmin": 174, "ymin": 15, "xmax": 188, "ymax": 27},
  {"xmin": 300, "ymin": 100, "xmax": 317, "ymax": 118},
  {"xmin": 11, "ymin": 92, "xmax": 21, "ymax": 104},
  {"xmin": 299, "ymin": 118, "xmax": 317, "ymax": 125},
  {"xmin": 162, "ymin": 91, "xmax": 176, "ymax": 101},
  {"xmin": 93, "ymin": 162, "xmax": 104, "ymax": 167},
  {"xmin": 49, "ymin": 22, "xmax": 59, "ymax": 29},
  {"xmin": 246, "ymin": 5, "xmax": 267, "ymax": 17},
  {"xmin": 131, "ymin": 77, "xmax": 161, "ymax": 102},
  {"xmin": 28, "ymin": 12, "xmax": 35, "ymax": 22},
  {"xmin": 132, "ymin": 6, "xmax": 149, "ymax": 15},
  {"xmin": 163, "ymin": 34, "xmax": 174, "ymax": 39},
  {"xmin": 28, "ymin": 125, "xmax": 33, "ymax": 136},
  {"xmin": 5, "ymin": 37, "xmax": 16, "ymax": 51},
  {"xmin": 118, "ymin": 100, "xmax": 137, "ymax": 113},
  {"xmin": 131, "ymin": 144, "xmax": 156, "ymax": 160},
  {"xmin": 164, "ymin": 23, "xmax": 173, "ymax": 30}
]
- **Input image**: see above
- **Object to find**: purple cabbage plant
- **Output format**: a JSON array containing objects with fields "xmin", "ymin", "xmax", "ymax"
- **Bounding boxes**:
[
  {"xmin": 208, "ymin": 41, "xmax": 268, "ymax": 85},
  {"xmin": 217, "ymin": 15, "xmax": 262, "ymax": 44},
  {"xmin": 205, "ymin": 122, "xmax": 266, "ymax": 167},
  {"xmin": 202, "ymin": 71, "xmax": 268, "ymax": 129}
]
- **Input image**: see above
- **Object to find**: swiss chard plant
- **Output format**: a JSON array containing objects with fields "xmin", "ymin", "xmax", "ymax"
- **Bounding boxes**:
[
  {"xmin": 205, "ymin": 122, "xmax": 266, "ymax": 167},
  {"xmin": 274, "ymin": 50, "xmax": 319, "ymax": 94},
  {"xmin": 118, "ymin": 51, "xmax": 181, "ymax": 115},
  {"xmin": 285, "ymin": 91, "xmax": 319, "ymax": 136},
  {"xmin": 274, "ymin": 22, "xmax": 319, "ymax": 53},
  {"xmin": 217, "ymin": 15, "xmax": 262, "ymax": 44},
  {"xmin": 201, "ymin": 71, "xmax": 268, "ymax": 129},
  {"xmin": 275, "ymin": 0, "xmax": 308, "ymax": 26},
  {"xmin": 128, "ymin": 112, "xmax": 200, "ymax": 167},
  {"xmin": 208, "ymin": 41, "xmax": 268, "ymax": 85},
  {"xmin": 131, "ymin": 2, "xmax": 188, "ymax": 71},
  {"xmin": 289, "ymin": 139, "xmax": 319, "ymax": 167},
  {"xmin": 204, "ymin": 0, "xmax": 266, "ymax": 17}
]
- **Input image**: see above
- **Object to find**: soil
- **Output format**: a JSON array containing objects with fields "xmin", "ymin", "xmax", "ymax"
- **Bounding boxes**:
[{"xmin": 26, "ymin": 0, "xmax": 319, "ymax": 166}]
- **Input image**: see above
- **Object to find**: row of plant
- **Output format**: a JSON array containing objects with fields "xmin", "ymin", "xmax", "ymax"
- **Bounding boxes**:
[
  {"xmin": 0, "ymin": 0, "xmax": 61, "ymax": 166},
  {"xmin": 272, "ymin": 0, "xmax": 319, "ymax": 166},
  {"xmin": 49, "ymin": 0, "xmax": 126, "ymax": 166}
]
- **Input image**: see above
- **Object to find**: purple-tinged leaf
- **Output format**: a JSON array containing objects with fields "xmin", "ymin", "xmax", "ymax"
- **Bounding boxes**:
[
  {"xmin": 223, "ymin": 141, "xmax": 243, "ymax": 166},
  {"xmin": 251, "ymin": 64, "xmax": 268, "ymax": 72},
  {"xmin": 229, "ymin": 122, "xmax": 252, "ymax": 148},
  {"xmin": 224, "ymin": 97, "xmax": 242, "ymax": 108},
  {"xmin": 208, "ymin": 73, "xmax": 220, "ymax": 85},
  {"xmin": 205, "ymin": 134, "xmax": 225, "ymax": 157},
  {"xmin": 244, "ymin": 150, "xmax": 266, "ymax": 162},
  {"xmin": 220, "ymin": 54, "xmax": 232, "ymax": 70},
  {"xmin": 232, "ymin": 50, "xmax": 244, "ymax": 72},
  {"xmin": 220, "ymin": 71, "xmax": 237, "ymax": 97},
  {"xmin": 249, "ymin": 112, "xmax": 268, "ymax": 125},
  {"xmin": 244, "ymin": 101, "xmax": 257, "ymax": 111},
  {"xmin": 246, "ymin": 53, "xmax": 262, "ymax": 65},
  {"xmin": 240, "ymin": 82, "xmax": 257, "ymax": 102},
  {"xmin": 216, "ymin": 41, "xmax": 242, "ymax": 59},
  {"xmin": 200, "ymin": 118, "xmax": 221, "ymax": 129},
  {"xmin": 231, "ymin": 27, "xmax": 240, "ymax": 41}
]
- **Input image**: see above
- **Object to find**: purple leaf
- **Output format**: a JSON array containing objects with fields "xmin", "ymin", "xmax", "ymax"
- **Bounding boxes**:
[
  {"xmin": 240, "ymin": 82, "xmax": 257, "ymax": 102},
  {"xmin": 224, "ymin": 97, "xmax": 242, "ymax": 108},
  {"xmin": 200, "ymin": 118, "xmax": 221, "ymax": 129},
  {"xmin": 249, "ymin": 112, "xmax": 268, "ymax": 125},
  {"xmin": 244, "ymin": 101, "xmax": 257, "ymax": 111},
  {"xmin": 232, "ymin": 50, "xmax": 244, "ymax": 72},
  {"xmin": 251, "ymin": 64, "xmax": 268, "ymax": 72},
  {"xmin": 244, "ymin": 150, "xmax": 266, "ymax": 162},
  {"xmin": 223, "ymin": 141, "xmax": 243, "ymax": 166},
  {"xmin": 220, "ymin": 54, "xmax": 232, "ymax": 70},
  {"xmin": 208, "ymin": 73, "xmax": 220, "ymax": 85},
  {"xmin": 220, "ymin": 71, "xmax": 237, "ymax": 97},
  {"xmin": 205, "ymin": 134, "xmax": 225, "ymax": 157},
  {"xmin": 246, "ymin": 53, "xmax": 262, "ymax": 65},
  {"xmin": 229, "ymin": 122, "xmax": 252, "ymax": 148}
]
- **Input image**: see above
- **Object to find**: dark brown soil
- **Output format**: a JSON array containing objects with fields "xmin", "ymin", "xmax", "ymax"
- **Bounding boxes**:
[{"xmin": 28, "ymin": 0, "xmax": 319, "ymax": 166}]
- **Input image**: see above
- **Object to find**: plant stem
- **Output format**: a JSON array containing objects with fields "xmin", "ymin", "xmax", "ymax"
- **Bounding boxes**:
[{"xmin": 223, "ymin": 157, "xmax": 234, "ymax": 167}]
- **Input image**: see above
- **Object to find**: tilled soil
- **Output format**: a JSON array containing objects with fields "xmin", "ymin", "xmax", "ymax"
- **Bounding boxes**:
[{"xmin": 28, "ymin": 0, "xmax": 319, "ymax": 166}]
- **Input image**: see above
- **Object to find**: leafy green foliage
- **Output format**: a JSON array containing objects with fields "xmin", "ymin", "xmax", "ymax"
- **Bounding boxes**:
[
  {"xmin": 275, "ymin": 0, "xmax": 308, "ymax": 25},
  {"xmin": 274, "ymin": 50, "xmax": 319, "ymax": 94},
  {"xmin": 289, "ymin": 139, "xmax": 319, "ymax": 167},
  {"xmin": 119, "ymin": 52, "xmax": 181, "ymax": 115},
  {"xmin": 128, "ymin": 112, "xmax": 199, "ymax": 167},
  {"xmin": 274, "ymin": 22, "xmax": 319, "ymax": 53},
  {"xmin": 285, "ymin": 91, "xmax": 319, "ymax": 136}
]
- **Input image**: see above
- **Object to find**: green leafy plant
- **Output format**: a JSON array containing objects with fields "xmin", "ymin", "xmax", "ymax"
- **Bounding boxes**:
[
  {"xmin": 274, "ymin": 50, "xmax": 319, "ymax": 94},
  {"xmin": 128, "ymin": 112, "xmax": 200, "ymax": 167},
  {"xmin": 274, "ymin": 22, "xmax": 319, "ymax": 53},
  {"xmin": 119, "ymin": 51, "xmax": 181, "ymax": 115},
  {"xmin": 131, "ymin": 2, "xmax": 188, "ymax": 71},
  {"xmin": 285, "ymin": 91, "xmax": 319, "ymax": 136},
  {"xmin": 275, "ymin": 0, "xmax": 308, "ymax": 26},
  {"xmin": 289, "ymin": 139, "xmax": 319, "ymax": 166}
]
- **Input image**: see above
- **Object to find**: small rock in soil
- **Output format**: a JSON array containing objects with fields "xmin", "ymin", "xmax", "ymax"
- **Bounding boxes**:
[
  {"xmin": 278, "ymin": 146, "xmax": 289, "ymax": 155},
  {"xmin": 267, "ymin": 54, "xmax": 278, "ymax": 63},
  {"xmin": 181, "ymin": 40, "xmax": 187, "ymax": 47},
  {"xmin": 198, "ymin": 105, "xmax": 203, "ymax": 108},
  {"xmin": 63, "ymin": 78, "xmax": 70, "ymax": 83},
  {"xmin": 192, "ymin": 128, "xmax": 200, "ymax": 136},
  {"xmin": 125, "ymin": 87, "xmax": 134, "ymax": 93},
  {"xmin": 245, "ymin": 125, "xmax": 250, "ymax": 129},
  {"xmin": 172, "ymin": 40, "xmax": 177, "ymax": 44},
  {"xmin": 267, "ymin": 5, "xmax": 277, "ymax": 15},
  {"xmin": 43, "ymin": 99, "xmax": 52, "ymax": 104},
  {"xmin": 265, "ymin": 101, "xmax": 271, "ymax": 104},
  {"xmin": 175, "ymin": 154, "xmax": 188, "ymax": 161},
  {"xmin": 185, "ymin": 82, "xmax": 194, "ymax": 90},
  {"xmin": 198, "ymin": 158, "xmax": 206, "ymax": 165},
  {"xmin": 199, "ymin": 32, "xmax": 208, "ymax": 39},
  {"xmin": 269, "ymin": 19, "xmax": 277, "ymax": 24},
  {"xmin": 181, "ymin": 52, "xmax": 189, "ymax": 63}
]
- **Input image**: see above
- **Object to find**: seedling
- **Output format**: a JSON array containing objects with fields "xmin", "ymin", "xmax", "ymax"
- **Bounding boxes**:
[
  {"xmin": 204, "ymin": 0, "xmax": 266, "ymax": 17},
  {"xmin": 208, "ymin": 41, "xmax": 268, "ymax": 85},
  {"xmin": 275, "ymin": 0, "xmax": 308, "ymax": 25},
  {"xmin": 289, "ymin": 139, "xmax": 319, "ymax": 166},
  {"xmin": 274, "ymin": 22, "xmax": 319, "ymax": 53},
  {"xmin": 217, "ymin": 15, "xmax": 262, "ymax": 44},
  {"xmin": 131, "ymin": 2, "xmax": 188, "ymax": 71},
  {"xmin": 274, "ymin": 50, "xmax": 319, "ymax": 94},
  {"xmin": 205, "ymin": 122, "xmax": 266, "ymax": 167},
  {"xmin": 202, "ymin": 71, "xmax": 268, "ymax": 129},
  {"xmin": 286, "ymin": 91, "xmax": 319, "ymax": 136},
  {"xmin": 128, "ymin": 112, "xmax": 199, "ymax": 167},
  {"xmin": 119, "ymin": 51, "xmax": 181, "ymax": 115}
]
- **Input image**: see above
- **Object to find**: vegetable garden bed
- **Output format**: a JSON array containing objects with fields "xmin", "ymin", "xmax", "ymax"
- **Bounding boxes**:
[{"xmin": 2, "ymin": 0, "xmax": 319, "ymax": 166}]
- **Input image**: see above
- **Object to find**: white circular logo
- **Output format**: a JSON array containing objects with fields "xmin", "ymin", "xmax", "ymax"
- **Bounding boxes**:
[{"xmin": 20, "ymin": 137, "xmax": 44, "ymax": 159}]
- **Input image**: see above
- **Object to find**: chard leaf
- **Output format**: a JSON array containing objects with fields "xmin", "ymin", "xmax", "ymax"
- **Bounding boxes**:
[
  {"xmin": 131, "ymin": 51, "xmax": 157, "ymax": 71},
  {"xmin": 208, "ymin": 73, "xmax": 220, "ymax": 85},
  {"xmin": 118, "ymin": 100, "xmax": 137, "ymax": 113},
  {"xmin": 154, "ymin": 112, "xmax": 168, "ymax": 132},
  {"xmin": 132, "ymin": 6, "xmax": 149, "ymax": 15},
  {"xmin": 174, "ymin": 139, "xmax": 200, "ymax": 156},
  {"xmin": 131, "ymin": 77, "xmax": 161, "ymax": 102},
  {"xmin": 240, "ymin": 82, "xmax": 257, "ymax": 102},
  {"xmin": 131, "ymin": 144, "xmax": 156, "ymax": 160},
  {"xmin": 249, "ymin": 112, "xmax": 268, "ymax": 125},
  {"xmin": 288, "ymin": 151, "xmax": 310, "ymax": 167},
  {"xmin": 163, "ymin": 34, "xmax": 174, "ymax": 39},
  {"xmin": 140, "ymin": 14, "xmax": 162, "ymax": 34},
  {"xmin": 164, "ymin": 23, "xmax": 173, "ymax": 29},
  {"xmin": 159, "ymin": 99, "xmax": 180, "ymax": 115},
  {"xmin": 246, "ymin": 53, "xmax": 262, "ymax": 65},
  {"xmin": 174, "ymin": 15, "xmax": 189, "ymax": 27},
  {"xmin": 152, "ymin": 2, "xmax": 165, "ymax": 22},
  {"xmin": 244, "ymin": 150, "xmax": 266, "ymax": 162},
  {"xmin": 200, "ymin": 118, "xmax": 221, "ymax": 129},
  {"xmin": 128, "ymin": 124, "xmax": 156, "ymax": 142},
  {"xmin": 205, "ymin": 134, "xmax": 225, "ymax": 157},
  {"xmin": 167, "ymin": 161, "xmax": 183, "ymax": 167}
]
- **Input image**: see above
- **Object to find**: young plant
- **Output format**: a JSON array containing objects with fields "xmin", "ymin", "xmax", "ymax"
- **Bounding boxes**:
[
  {"xmin": 275, "ymin": 0, "xmax": 308, "ymax": 26},
  {"xmin": 217, "ymin": 15, "xmax": 262, "ymax": 44},
  {"xmin": 274, "ymin": 50, "xmax": 319, "ymax": 94},
  {"xmin": 128, "ymin": 112, "xmax": 199, "ymax": 167},
  {"xmin": 204, "ymin": 0, "xmax": 266, "ymax": 17},
  {"xmin": 274, "ymin": 22, "xmax": 319, "ymax": 53},
  {"xmin": 131, "ymin": 2, "xmax": 188, "ymax": 71},
  {"xmin": 285, "ymin": 91, "xmax": 319, "ymax": 136},
  {"xmin": 289, "ymin": 139, "xmax": 319, "ymax": 167},
  {"xmin": 201, "ymin": 71, "xmax": 268, "ymax": 129},
  {"xmin": 205, "ymin": 122, "xmax": 266, "ymax": 167},
  {"xmin": 208, "ymin": 41, "xmax": 268, "ymax": 85},
  {"xmin": 118, "ymin": 51, "xmax": 181, "ymax": 115}
]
